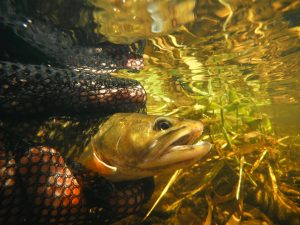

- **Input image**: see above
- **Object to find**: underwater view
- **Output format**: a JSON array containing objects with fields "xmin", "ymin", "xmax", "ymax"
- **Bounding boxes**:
[
  {"xmin": 1, "ymin": 0, "xmax": 300, "ymax": 225},
  {"xmin": 115, "ymin": 1, "xmax": 300, "ymax": 224}
]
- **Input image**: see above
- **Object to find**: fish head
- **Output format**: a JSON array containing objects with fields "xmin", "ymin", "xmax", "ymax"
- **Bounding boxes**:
[{"xmin": 90, "ymin": 113, "xmax": 211, "ymax": 181}]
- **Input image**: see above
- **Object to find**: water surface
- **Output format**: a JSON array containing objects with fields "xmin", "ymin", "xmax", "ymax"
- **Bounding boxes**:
[{"xmin": 114, "ymin": 1, "xmax": 300, "ymax": 224}]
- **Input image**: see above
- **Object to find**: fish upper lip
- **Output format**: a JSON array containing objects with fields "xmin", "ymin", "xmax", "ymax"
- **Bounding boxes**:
[
  {"xmin": 143, "ymin": 125, "xmax": 207, "ymax": 164},
  {"xmin": 161, "ymin": 126, "xmax": 203, "ymax": 153},
  {"xmin": 146, "ymin": 126, "xmax": 193, "ymax": 160}
]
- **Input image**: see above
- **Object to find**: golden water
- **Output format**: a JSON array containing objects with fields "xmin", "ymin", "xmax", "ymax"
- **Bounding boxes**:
[
  {"xmin": 112, "ymin": 1, "xmax": 300, "ymax": 224},
  {"xmin": 13, "ymin": 0, "xmax": 300, "ymax": 224}
]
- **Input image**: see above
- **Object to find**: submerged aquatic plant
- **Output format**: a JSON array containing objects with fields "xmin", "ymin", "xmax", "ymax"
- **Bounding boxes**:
[
  {"xmin": 136, "ymin": 80, "xmax": 300, "ymax": 225},
  {"xmin": 115, "ymin": 55, "xmax": 300, "ymax": 224},
  {"xmin": 114, "ymin": 0, "xmax": 300, "ymax": 224}
]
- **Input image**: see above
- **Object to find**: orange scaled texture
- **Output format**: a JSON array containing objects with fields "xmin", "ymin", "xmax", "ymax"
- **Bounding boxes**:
[
  {"xmin": 0, "ymin": 146, "xmax": 88, "ymax": 224},
  {"xmin": 0, "ymin": 145, "xmax": 154, "ymax": 225}
]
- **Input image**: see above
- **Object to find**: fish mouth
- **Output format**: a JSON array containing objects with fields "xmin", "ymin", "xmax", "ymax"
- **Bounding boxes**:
[{"xmin": 139, "ymin": 127, "xmax": 212, "ymax": 169}]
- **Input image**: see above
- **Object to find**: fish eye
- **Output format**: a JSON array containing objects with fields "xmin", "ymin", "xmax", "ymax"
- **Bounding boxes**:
[{"xmin": 154, "ymin": 119, "xmax": 172, "ymax": 131}]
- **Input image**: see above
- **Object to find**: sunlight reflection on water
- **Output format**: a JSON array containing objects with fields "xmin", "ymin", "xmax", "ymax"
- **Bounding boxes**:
[
  {"xmin": 117, "ymin": 0, "xmax": 300, "ymax": 135},
  {"xmin": 115, "ymin": 2, "xmax": 300, "ymax": 223}
]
